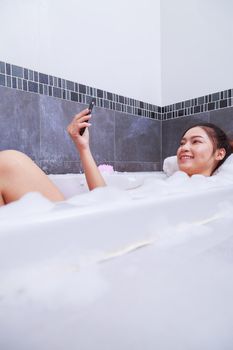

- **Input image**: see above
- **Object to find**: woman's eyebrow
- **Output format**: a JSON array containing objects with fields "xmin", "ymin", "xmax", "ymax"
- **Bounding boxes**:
[
  {"xmin": 181, "ymin": 135, "xmax": 204, "ymax": 141},
  {"xmin": 190, "ymin": 135, "xmax": 204, "ymax": 139}
]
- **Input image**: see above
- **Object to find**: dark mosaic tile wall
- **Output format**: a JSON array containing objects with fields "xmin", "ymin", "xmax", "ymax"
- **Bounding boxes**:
[
  {"xmin": 0, "ymin": 86, "xmax": 161, "ymax": 173},
  {"xmin": 0, "ymin": 60, "xmax": 232, "ymax": 172},
  {"xmin": 0, "ymin": 61, "xmax": 161, "ymax": 120},
  {"xmin": 0, "ymin": 61, "xmax": 232, "ymax": 122}
]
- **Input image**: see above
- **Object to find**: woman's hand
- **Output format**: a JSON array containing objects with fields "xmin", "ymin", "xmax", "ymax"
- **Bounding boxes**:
[
  {"xmin": 67, "ymin": 109, "xmax": 92, "ymax": 151},
  {"xmin": 67, "ymin": 108, "xmax": 106, "ymax": 190}
]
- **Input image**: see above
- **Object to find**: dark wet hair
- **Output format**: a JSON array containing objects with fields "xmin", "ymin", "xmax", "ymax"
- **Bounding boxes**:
[{"xmin": 181, "ymin": 122, "xmax": 233, "ymax": 173}]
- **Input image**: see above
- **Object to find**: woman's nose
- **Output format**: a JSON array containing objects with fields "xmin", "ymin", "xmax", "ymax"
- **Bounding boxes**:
[{"xmin": 180, "ymin": 142, "xmax": 190, "ymax": 151}]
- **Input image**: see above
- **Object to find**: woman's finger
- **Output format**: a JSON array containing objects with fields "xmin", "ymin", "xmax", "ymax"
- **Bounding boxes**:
[
  {"xmin": 67, "ymin": 115, "xmax": 91, "ymax": 132},
  {"xmin": 67, "ymin": 122, "xmax": 91, "ymax": 135},
  {"xmin": 71, "ymin": 113, "xmax": 91, "ymax": 128},
  {"xmin": 77, "ymin": 114, "xmax": 92, "ymax": 123},
  {"xmin": 73, "ymin": 108, "xmax": 90, "ymax": 121}
]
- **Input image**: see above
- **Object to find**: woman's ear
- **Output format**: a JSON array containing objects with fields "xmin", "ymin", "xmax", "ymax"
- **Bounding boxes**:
[{"xmin": 215, "ymin": 148, "xmax": 226, "ymax": 160}]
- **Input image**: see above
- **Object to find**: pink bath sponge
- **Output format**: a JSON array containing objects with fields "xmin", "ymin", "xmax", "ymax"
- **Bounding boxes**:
[{"xmin": 98, "ymin": 164, "xmax": 114, "ymax": 174}]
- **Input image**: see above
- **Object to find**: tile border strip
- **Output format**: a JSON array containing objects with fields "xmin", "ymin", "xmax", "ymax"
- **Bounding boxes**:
[
  {"xmin": 0, "ymin": 61, "xmax": 232, "ymax": 121},
  {"xmin": 163, "ymin": 90, "xmax": 233, "ymax": 120},
  {"xmin": 0, "ymin": 61, "xmax": 161, "ymax": 120}
]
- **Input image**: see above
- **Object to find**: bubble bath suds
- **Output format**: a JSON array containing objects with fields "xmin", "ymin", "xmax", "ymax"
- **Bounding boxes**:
[{"xmin": 1, "ymin": 171, "xmax": 233, "ymax": 350}]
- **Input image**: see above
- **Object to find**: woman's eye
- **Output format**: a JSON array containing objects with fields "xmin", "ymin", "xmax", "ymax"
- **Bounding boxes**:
[{"xmin": 193, "ymin": 140, "xmax": 200, "ymax": 144}]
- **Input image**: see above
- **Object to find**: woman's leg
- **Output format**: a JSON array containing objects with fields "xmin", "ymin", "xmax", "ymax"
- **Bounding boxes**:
[{"xmin": 0, "ymin": 150, "xmax": 64, "ymax": 205}]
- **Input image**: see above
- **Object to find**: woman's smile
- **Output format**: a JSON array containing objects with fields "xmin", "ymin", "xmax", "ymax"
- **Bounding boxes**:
[{"xmin": 179, "ymin": 154, "xmax": 194, "ymax": 162}]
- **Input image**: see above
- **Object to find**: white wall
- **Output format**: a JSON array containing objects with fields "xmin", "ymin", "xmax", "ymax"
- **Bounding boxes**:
[
  {"xmin": 161, "ymin": 0, "xmax": 233, "ymax": 106},
  {"xmin": 0, "ymin": 0, "xmax": 161, "ymax": 105},
  {"xmin": 2, "ymin": 0, "xmax": 232, "ymax": 107}
]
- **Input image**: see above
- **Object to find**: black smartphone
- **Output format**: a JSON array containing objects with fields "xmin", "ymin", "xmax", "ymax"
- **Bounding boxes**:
[{"xmin": 80, "ymin": 99, "xmax": 95, "ymax": 135}]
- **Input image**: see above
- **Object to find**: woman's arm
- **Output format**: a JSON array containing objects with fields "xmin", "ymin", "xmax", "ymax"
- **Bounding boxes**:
[{"xmin": 67, "ymin": 108, "xmax": 106, "ymax": 190}]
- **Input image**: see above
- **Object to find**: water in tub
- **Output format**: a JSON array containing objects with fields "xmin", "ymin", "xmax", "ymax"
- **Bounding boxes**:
[{"xmin": 0, "ymin": 168, "xmax": 233, "ymax": 349}]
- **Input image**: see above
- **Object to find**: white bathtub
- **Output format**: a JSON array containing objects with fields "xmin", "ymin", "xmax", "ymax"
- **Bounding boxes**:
[
  {"xmin": 1, "ymin": 171, "xmax": 233, "ymax": 350},
  {"xmin": 49, "ymin": 171, "xmax": 163, "ymax": 197}
]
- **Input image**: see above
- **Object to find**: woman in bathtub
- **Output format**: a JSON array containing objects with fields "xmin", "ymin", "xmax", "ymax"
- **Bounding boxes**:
[{"xmin": 0, "ymin": 107, "xmax": 232, "ymax": 205}]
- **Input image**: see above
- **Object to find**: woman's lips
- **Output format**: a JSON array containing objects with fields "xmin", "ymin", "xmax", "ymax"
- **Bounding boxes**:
[{"xmin": 179, "ymin": 154, "xmax": 194, "ymax": 162}]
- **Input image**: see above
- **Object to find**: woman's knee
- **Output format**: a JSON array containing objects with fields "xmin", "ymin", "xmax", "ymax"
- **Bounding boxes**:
[
  {"xmin": 0, "ymin": 150, "xmax": 31, "ymax": 175},
  {"xmin": 0, "ymin": 150, "xmax": 29, "ymax": 204},
  {"xmin": 0, "ymin": 150, "xmax": 37, "ymax": 199},
  {"xmin": 0, "ymin": 150, "xmax": 64, "ymax": 204}
]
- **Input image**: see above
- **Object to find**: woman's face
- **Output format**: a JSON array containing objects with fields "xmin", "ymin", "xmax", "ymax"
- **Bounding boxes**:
[{"xmin": 177, "ymin": 126, "xmax": 225, "ymax": 176}]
